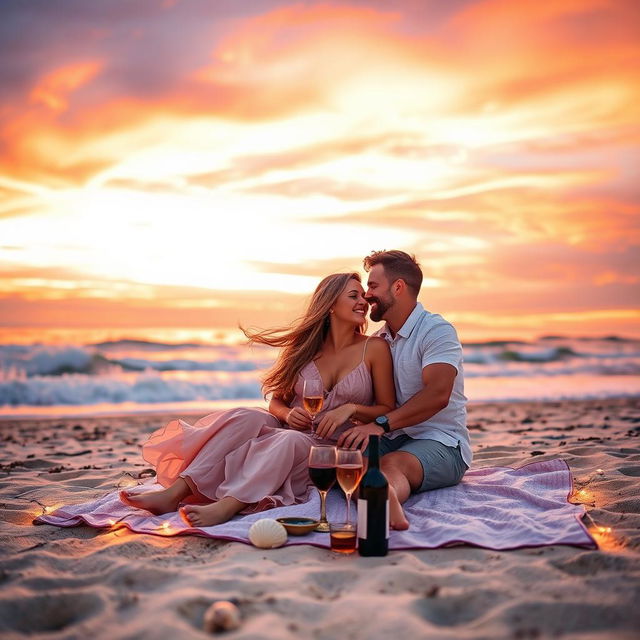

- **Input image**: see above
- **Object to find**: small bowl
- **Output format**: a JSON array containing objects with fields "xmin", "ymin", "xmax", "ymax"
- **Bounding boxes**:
[{"xmin": 276, "ymin": 517, "xmax": 320, "ymax": 536}]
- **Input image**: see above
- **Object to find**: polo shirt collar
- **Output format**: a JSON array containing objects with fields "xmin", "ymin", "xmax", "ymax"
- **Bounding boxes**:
[
  {"xmin": 380, "ymin": 302, "xmax": 424, "ymax": 340},
  {"xmin": 397, "ymin": 302, "xmax": 424, "ymax": 338}
]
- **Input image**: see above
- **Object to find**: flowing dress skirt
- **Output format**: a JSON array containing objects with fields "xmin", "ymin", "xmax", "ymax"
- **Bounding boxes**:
[{"xmin": 142, "ymin": 407, "xmax": 316, "ymax": 512}]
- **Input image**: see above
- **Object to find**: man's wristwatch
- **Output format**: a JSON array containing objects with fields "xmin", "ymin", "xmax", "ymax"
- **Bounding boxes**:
[{"xmin": 374, "ymin": 415, "xmax": 391, "ymax": 433}]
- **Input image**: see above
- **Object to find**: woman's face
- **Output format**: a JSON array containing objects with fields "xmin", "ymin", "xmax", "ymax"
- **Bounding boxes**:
[{"xmin": 331, "ymin": 278, "xmax": 368, "ymax": 327}]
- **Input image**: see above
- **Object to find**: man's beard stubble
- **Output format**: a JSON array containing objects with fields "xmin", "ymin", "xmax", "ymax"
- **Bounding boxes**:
[{"xmin": 368, "ymin": 297, "xmax": 392, "ymax": 322}]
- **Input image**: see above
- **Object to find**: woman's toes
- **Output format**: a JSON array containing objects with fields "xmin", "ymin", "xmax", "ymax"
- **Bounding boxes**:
[{"xmin": 180, "ymin": 506, "xmax": 197, "ymax": 526}]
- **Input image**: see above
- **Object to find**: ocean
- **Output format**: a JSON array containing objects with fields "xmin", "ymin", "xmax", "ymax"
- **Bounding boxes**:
[{"xmin": 0, "ymin": 329, "xmax": 638, "ymax": 417}]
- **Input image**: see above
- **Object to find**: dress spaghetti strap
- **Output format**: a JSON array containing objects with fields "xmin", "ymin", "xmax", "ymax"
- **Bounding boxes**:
[{"xmin": 360, "ymin": 335, "xmax": 373, "ymax": 363}]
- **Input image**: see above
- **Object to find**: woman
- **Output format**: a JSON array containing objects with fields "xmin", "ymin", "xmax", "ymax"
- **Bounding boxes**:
[{"xmin": 120, "ymin": 272, "xmax": 395, "ymax": 527}]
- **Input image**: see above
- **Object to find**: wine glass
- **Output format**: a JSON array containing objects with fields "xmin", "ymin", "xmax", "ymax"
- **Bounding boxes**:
[
  {"xmin": 303, "ymin": 379, "xmax": 324, "ymax": 437},
  {"xmin": 308, "ymin": 444, "xmax": 337, "ymax": 532},
  {"xmin": 336, "ymin": 448, "xmax": 364, "ymax": 525}
]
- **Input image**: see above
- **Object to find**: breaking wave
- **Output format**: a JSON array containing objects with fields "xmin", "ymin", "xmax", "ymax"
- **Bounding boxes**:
[{"xmin": 0, "ymin": 335, "xmax": 637, "ymax": 408}]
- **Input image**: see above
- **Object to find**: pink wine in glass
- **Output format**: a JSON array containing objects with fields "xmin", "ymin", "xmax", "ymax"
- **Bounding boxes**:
[{"xmin": 337, "ymin": 464, "xmax": 364, "ymax": 495}]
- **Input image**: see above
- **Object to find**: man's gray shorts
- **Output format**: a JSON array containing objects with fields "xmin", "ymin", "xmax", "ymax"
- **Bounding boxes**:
[{"xmin": 370, "ymin": 435, "xmax": 468, "ymax": 492}]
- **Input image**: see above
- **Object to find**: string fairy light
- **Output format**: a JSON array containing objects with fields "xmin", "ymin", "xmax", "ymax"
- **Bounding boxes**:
[
  {"xmin": 30, "ymin": 499, "xmax": 64, "ymax": 516},
  {"xmin": 584, "ymin": 513, "xmax": 612, "ymax": 535},
  {"xmin": 571, "ymin": 466, "xmax": 608, "ymax": 505},
  {"xmin": 569, "ymin": 468, "xmax": 622, "ymax": 548}
]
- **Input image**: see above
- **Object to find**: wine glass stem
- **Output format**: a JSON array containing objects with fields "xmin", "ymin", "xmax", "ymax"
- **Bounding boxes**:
[
  {"xmin": 319, "ymin": 490, "xmax": 328, "ymax": 523},
  {"xmin": 345, "ymin": 493, "xmax": 352, "ymax": 525}
]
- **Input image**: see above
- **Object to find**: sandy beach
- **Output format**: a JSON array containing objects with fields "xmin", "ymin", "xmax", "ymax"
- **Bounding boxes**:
[{"xmin": 1, "ymin": 397, "xmax": 639, "ymax": 639}]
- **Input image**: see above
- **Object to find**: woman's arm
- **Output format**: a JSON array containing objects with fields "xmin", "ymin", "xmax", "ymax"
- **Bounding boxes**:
[
  {"xmin": 314, "ymin": 337, "xmax": 395, "ymax": 439},
  {"xmin": 269, "ymin": 395, "xmax": 312, "ymax": 431}
]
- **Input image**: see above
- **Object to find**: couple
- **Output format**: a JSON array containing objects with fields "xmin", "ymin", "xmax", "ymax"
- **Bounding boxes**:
[{"xmin": 121, "ymin": 250, "xmax": 472, "ymax": 530}]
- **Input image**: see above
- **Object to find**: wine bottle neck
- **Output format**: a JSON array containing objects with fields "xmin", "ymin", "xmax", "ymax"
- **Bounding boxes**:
[{"xmin": 368, "ymin": 434, "xmax": 380, "ymax": 468}]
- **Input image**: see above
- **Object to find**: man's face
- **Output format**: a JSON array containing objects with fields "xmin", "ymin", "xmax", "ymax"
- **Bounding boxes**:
[{"xmin": 365, "ymin": 264, "xmax": 395, "ymax": 322}]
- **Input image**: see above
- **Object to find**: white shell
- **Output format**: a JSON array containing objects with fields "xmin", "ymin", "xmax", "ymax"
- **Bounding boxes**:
[
  {"xmin": 203, "ymin": 601, "xmax": 241, "ymax": 633},
  {"xmin": 248, "ymin": 518, "xmax": 288, "ymax": 549}
]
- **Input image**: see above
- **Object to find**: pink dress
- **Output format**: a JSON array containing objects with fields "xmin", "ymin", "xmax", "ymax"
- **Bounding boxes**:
[{"xmin": 141, "ymin": 348, "xmax": 374, "ymax": 513}]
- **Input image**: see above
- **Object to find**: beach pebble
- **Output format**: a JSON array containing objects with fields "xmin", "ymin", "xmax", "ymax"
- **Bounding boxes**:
[
  {"xmin": 203, "ymin": 601, "xmax": 241, "ymax": 633},
  {"xmin": 248, "ymin": 518, "xmax": 287, "ymax": 549}
]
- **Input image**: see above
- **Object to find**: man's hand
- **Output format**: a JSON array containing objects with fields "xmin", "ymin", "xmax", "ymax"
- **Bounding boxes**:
[
  {"xmin": 337, "ymin": 422, "xmax": 384, "ymax": 451},
  {"xmin": 286, "ymin": 407, "xmax": 312, "ymax": 431},
  {"xmin": 314, "ymin": 404, "xmax": 355, "ymax": 440}
]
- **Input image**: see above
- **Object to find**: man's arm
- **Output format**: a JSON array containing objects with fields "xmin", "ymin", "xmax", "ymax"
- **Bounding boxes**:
[
  {"xmin": 384, "ymin": 363, "xmax": 456, "ymax": 430},
  {"xmin": 337, "ymin": 363, "xmax": 457, "ymax": 449}
]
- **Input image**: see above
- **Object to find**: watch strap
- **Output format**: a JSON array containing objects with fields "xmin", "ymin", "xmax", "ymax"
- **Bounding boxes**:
[{"xmin": 375, "ymin": 415, "xmax": 391, "ymax": 433}]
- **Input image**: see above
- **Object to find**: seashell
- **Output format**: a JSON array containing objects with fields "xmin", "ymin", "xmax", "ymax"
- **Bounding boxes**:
[
  {"xmin": 248, "ymin": 518, "xmax": 288, "ymax": 549},
  {"xmin": 203, "ymin": 600, "xmax": 241, "ymax": 633}
]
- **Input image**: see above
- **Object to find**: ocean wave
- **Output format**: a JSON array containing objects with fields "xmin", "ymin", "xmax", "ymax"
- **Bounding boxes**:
[
  {"xmin": 0, "ymin": 336, "xmax": 638, "ymax": 407},
  {"xmin": 462, "ymin": 342, "xmax": 640, "ymax": 365},
  {"xmin": 463, "ymin": 360, "xmax": 640, "ymax": 378},
  {"xmin": 0, "ymin": 345, "xmax": 271, "ymax": 378},
  {"xmin": 0, "ymin": 373, "xmax": 263, "ymax": 407},
  {"xmin": 114, "ymin": 357, "xmax": 263, "ymax": 372},
  {"xmin": 91, "ymin": 338, "xmax": 215, "ymax": 350}
]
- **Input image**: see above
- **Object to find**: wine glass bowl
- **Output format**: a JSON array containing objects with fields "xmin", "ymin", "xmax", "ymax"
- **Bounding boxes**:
[
  {"xmin": 308, "ymin": 444, "xmax": 337, "ymax": 532},
  {"xmin": 336, "ymin": 448, "xmax": 364, "ymax": 525},
  {"xmin": 303, "ymin": 379, "xmax": 324, "ymax": 437}
]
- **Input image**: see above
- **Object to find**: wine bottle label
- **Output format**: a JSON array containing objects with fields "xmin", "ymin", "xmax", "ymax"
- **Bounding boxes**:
[
  {"xmin": 357, "ymin": 498, "xmax": 367, "ymax": 538},
  {"xmin": 385, "ymin": 499, "xmax": 389, "ymax": 539}
]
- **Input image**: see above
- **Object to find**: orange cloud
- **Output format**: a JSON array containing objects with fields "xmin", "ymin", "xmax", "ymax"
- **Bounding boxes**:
[
  {"xmin": 0, "ymin": 1, "xmax": 638, "ymax": 339},
  {"xmin": 29, "ymin": 60, "xmax": 103, "ymax": 112}
]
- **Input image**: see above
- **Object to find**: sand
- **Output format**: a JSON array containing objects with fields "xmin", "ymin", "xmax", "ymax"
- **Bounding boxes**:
[{"xmin": 1, "ymin": 397, "xmax": 639, "ymax": 639}]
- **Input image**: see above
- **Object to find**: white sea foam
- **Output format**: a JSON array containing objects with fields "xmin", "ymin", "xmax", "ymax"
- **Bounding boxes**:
[
  {"xmin": 0, "ymin": 371, "xmax": 262, "ymax": 407},
  {"xmin": 0, "ymin": 336, "xmax": 638, "ymax": 409}
]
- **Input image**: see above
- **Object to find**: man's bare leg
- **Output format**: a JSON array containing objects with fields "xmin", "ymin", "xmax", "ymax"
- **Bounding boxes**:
[
  {"xmin": 120, "ymin": 477, "xmax": 191, "ymax": 515},
  {"xmin": 180, "ymin": 496, "xmax": 248, "ymax": 527},
  {"xmin": 380, "ymin": 451, "xmax": 424, "ymax": 530}
]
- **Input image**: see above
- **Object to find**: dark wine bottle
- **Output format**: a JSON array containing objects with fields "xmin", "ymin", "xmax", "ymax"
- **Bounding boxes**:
[{"xmin": 357, "ymin": 434, "xmax": 389, "ymax": 556}]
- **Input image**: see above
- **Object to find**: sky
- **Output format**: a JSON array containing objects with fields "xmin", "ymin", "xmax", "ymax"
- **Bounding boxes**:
[{"xmin": 0, "ymin": 0, "xmax": 638, "ymax": 341}]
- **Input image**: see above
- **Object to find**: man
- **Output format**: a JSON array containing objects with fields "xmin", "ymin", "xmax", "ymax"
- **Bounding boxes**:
[{"xmin": 338, "ymin": 250, "xmax": 471, "ymax": 530}]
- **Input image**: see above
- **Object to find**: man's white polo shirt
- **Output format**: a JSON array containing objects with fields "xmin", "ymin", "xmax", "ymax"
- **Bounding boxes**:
[{"xmin": 375, "ymin": 302, "xmax": 472, "ymax": 467}]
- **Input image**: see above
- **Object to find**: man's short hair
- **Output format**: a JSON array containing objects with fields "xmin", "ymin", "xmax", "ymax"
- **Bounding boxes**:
[{"xmin": 363, "ymin": 250, "xmax": 423, "ymax": 296}]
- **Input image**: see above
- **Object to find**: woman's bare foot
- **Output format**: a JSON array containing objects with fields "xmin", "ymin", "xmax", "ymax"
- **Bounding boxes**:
[
  {"xmin": 120, "ymin": 478, "xmax": 191, "ymax": 515},
  {"xmin": 180, "ymin": 496, "xmax": 248, "ymax": 527},
  {"xmin": 119, "ymin": 488, "xmax": 182, "ymax": 515},
  {"xmin": 388, "ymin": 485, "xmax": 410, "ymax": 530}
]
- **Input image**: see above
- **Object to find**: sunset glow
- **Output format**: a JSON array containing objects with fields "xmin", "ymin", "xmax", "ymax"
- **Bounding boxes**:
[{"xmin": 0, "ymin": 0, "xmax": 638, "ymax": 340}]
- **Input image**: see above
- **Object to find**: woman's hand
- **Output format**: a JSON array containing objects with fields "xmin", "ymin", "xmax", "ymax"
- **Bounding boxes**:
[
  {"xmin": 314, "ymin": 404, "xmax": 356, "ymax": 440},
  {"xmin": 337, "ymin": 422, "xmax": 384, "ymax": 451},
  {"xmin": 286, "ymin": 407, "xmax": 312, "ymax": 431}
]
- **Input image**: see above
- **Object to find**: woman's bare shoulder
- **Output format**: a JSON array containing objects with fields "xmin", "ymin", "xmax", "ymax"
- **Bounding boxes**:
[{"xmin": 366, "ymin": 335, "xmax": 391, "ymax": 356}]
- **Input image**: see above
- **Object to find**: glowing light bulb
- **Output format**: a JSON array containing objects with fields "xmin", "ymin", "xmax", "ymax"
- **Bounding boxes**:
[
  {"xmin": 162, "ymin": 522, "xmax": 170, "ymax": 532},
  {"xmin": 108, "ymin": 519, "xmax": 116, "ymax": 526}
]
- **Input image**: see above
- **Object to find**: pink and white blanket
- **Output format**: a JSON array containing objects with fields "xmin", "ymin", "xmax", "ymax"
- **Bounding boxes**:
[{"xmin": 36, "ymin": 458, "xmax": 596, "ymax": 550}]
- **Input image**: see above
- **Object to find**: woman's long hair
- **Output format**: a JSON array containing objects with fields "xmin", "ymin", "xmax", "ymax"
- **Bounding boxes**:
[{"xmin": 243, "ymin": 272, "xmax": 364, "ymax": 402}]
